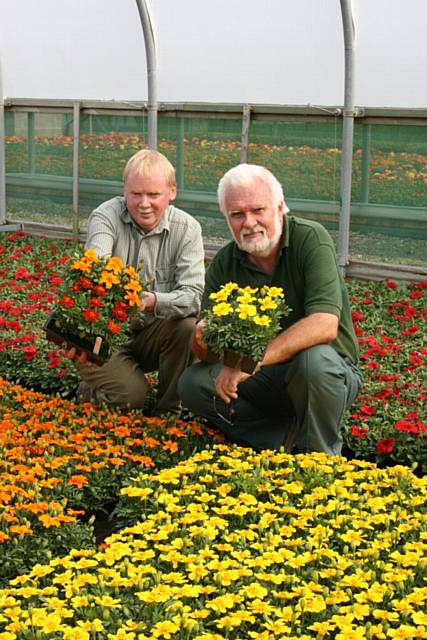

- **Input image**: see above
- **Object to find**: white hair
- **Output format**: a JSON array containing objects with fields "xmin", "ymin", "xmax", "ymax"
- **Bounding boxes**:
[{"xmin": 217, "ymin": 163, "xmax": 288, "ymax": 214}]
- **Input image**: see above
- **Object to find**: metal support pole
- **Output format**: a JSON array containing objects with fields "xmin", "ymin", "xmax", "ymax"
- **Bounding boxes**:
[
  {"xmin": 337, "ymin": 0, "xmax": 356, "ymax": 275},
  {"xmin": 361, "ymin": 124, "xmax": 371, "ymax": 203},
  {"xmin": 176, "ymin": 117, "xmax": 185, "ymax": 191},
  {"xmin": 0, "ymin": 57, "xmax": 6, "ymax": 224},
  {"xmin": 240, "ymin": 104, "xmax": 251, "ymax": 163},
  {"xmin": 28, "ymin": 112, "xmax": 35, "ymax": 174},
  {"xmin": 72, "ymin": 102, "xmax": 80, "ymax": 244},
  {"xmin": 135, "ymin": 0, "xmax": 158, "ymax": 150}
]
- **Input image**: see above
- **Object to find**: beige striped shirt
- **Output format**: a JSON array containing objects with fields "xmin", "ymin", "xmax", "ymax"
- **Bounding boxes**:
[{"xmin": 85, "ymin": 196, "xmax": 205, "ymax": 322}]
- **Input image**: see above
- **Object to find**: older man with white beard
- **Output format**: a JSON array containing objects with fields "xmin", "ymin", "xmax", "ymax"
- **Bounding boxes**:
[{"xmin": 178, "ymin": 163, "xmax": 362, "ymax": 455}]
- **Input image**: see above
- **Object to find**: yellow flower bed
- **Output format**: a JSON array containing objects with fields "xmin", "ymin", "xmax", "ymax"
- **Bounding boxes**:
[{"xmin": 1, "ymin": 445, "xmax": 426, "ymax": 639}]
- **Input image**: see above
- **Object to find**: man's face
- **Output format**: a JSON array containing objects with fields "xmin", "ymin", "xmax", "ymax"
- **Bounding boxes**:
[
  {"xmin": 124, "ymin": 170, "xmax": 176, "ymax": 233},
  {"xmin": 224, "ymin": 179, "xmax": 284, "ymax": 257}
]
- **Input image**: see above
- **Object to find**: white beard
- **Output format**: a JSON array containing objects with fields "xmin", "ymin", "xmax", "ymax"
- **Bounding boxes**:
[{"xmin": 231, "ymin": 214, "xmax": 283, "ymax": 257}]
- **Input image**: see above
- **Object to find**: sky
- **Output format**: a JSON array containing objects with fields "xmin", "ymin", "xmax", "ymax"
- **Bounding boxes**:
[{"xmin": 0, "ymin": 0, "xmax": 426, "ymax": 108}]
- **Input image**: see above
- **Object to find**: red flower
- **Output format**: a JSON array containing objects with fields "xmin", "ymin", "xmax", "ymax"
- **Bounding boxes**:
[
  {"xmin": 79, "ymin": 277, "xmax": 93, "ymax": 290},
  {"xmin": 89, "ymin": 297, "xmax": 103, "ymax": 308},
  {"xmin": 107, "ymin": 320, "xmax": 120, "ymax": 334},
  {"xmin": 47, "ymin": 350, "xmax": 61, "ymax": 369},
  {"xmin": 408, "ymin": 352, "xmax": 423, "ymax": 365},
  {"xmin": 360, "ymin": 404, "xmax": 376, "ymax": 416},
  {"xmin": 83, "ymin": 308, "xmax": 99, "ymax": 322},
  {"xmin": 395, "ymin": 419, "xmax": 426, "ymax": 434},
  {"xmin": 22, "ymin": 345, "xmax": 37, "ymax": 361},
  {"xmin": 59, "ymin": 295, "xmax": 75, "ymax": 309},
  {"xmin": 376, "ymin": 437, "xmax": 395, "ymax": 454},
  {"xmin": 112, "ymin": 301, "xmax": 128, "ymax": 322},
  {"xmin": 93, "ymin": 285, "xmax": 107, "ymax": 297},
  {"xmin": 352, "ymin": 311, "xmax": 364, "ymax": 322},
  {"xmin": 385, "ymin": 280, "xmax": 397, "ymax": 289},
  {"xmin": 351, "ymin": 426, "xmax": 369, "ymax": 439},
  {"xmin": 403, "ymin": 306, "xmax": 417, "ymax": 318}
]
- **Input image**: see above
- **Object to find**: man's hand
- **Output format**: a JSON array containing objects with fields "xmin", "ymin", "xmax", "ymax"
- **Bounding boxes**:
[
  {"xmin": 215, "ymin": 366, "xmax": 250, "ymax": 403},
  {"xmin": 65, "ymin": 346, "xmax": 90, "ymax": 366},
  {"xmin": 191, "ymin": 318, "xmax": 209, "ymax": 360},
  {"xmin": 139, "ymin": 292, "xmax": 156, "ymax": 313}
]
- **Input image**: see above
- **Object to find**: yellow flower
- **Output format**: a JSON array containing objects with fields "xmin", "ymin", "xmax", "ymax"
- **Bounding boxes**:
[
  {"xmin": 93, "ymin": 595, "xmax": 122, "ymax": 608},
  {"xmin": 412, "ymin": 611, "xmax": 427, "ymax": 625},
  {"xmin": 253, "ymin": 314, "xmax": 271, "ymax": 326},
  {"xmin": 206, "ymin": 594, "xmax": 238, "ymax": 613},
  {"xmin": 387, "ymin": 626, "xmax": 423, "ymax": 639},
  {"xmin": 243, "ymin": 583, "xmax": 268, "ymax": 599},
  {"xmin": 212, "ymin": 302, "xmax": 233, "ymax": 316},
  {"xmin": 151, "ymin": 620, "xmax": 180, "ymax": 638},
  {"xmin": 262, "ymin": 285, "xmax": 284, "ymax": 298},
  {"xmin": 259, "ymin": 296, "xmax": 278, "ymax": 311},
  {"xmin": 62, "ymin": 629, "xmax": 90, "ymax": 640},
  {"xmin": 237, "ymin": 303, "xmax": 257, "ymax": 319},
  {"xmin": 236, "ymin": 291, "xmax": 255, "ymax": 304}
]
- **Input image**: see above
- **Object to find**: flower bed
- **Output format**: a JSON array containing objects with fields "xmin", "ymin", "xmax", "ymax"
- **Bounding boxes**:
[
  {"xmin": 1, "ymin": 445, "xmax": 426, "ymax": 638},
  {"xmin": 0, "ymin": 232, "xmax": 79, "ymax": 396},
  {"xmin": 0, "ymin": 232, "xmax": 425, "ymax": 472},
  {"xmin": 0, "ymin": 377, "xmax": 216, "ymax": 586},
  {"xmin": 343, "ymin": 278, "xmax": 426, "ymax": 472}
]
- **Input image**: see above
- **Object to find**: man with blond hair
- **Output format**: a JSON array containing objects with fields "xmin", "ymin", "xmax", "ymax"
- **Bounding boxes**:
[
  {"xmin": 179, "ymin": 163, "xmax": 362, "ymax": 455},
  {"xmin": 75, "ymin": 149, "xmax": 205, "ymax": 415}
]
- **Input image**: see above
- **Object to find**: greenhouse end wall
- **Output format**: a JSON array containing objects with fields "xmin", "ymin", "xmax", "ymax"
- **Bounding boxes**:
[{"xmin": 2, "ymin": 99, "xmax": 427, "ymax": 279}]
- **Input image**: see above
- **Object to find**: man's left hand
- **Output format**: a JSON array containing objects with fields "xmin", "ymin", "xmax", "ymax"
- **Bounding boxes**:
[{"xmin": 139, "ymin": 292, "xmax": 156, "ymax": 313}]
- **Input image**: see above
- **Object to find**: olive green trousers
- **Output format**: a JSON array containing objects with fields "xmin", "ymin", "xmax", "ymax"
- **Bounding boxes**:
[
  {"xmin": 77, "ymin": 317, "xmax": 197, "ymax": 415},
  {"xmin": 178, "ymin": 344, "xmax": 362, "ymax": 455}
]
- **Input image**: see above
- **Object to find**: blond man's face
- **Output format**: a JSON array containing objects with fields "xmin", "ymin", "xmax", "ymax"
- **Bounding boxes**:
[{"xmin": 124, "ymin": 170, "xmax": 176, "ymax": 233}]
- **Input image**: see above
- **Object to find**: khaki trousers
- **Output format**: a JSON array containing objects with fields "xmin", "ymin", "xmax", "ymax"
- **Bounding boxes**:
[{"xmin": 77, "ymin": 317, "xmax": 197, "ymax": 415}]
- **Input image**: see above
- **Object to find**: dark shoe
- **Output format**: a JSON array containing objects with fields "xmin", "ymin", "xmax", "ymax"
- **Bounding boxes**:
[{"xmin": 76, "ymin": 381, "xmax": 93, "ymax": 403}]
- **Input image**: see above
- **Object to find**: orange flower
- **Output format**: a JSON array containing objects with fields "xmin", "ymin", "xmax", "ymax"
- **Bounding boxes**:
[
  {"xmin": 39, "ymin": 514, "xmax": 62, "ymax": 528},
  {"xmin": 68, "ymin": 475, "xmax": 89, "ymax": 488},
  {"xmin": 167, "ymin": 426, "xmax": 185, "ymax": 438},
  {"xmin": 0, "ymin": 531, "xmax": 10, "ymax": 543},
  {"xmin": 124, "ymin": 290, "xmax": 142, "ymax": 307},
  {"xmin": 10, "ymin": 524, "xmax": 33, "ymax": 536},
  {"xmin": 143, "ymin": 436, "xmax": 161, "ymax": 448},
  {"xmin": 105, "ymin": 256, "xmax": 124, "ymax": 274},
  {"xmin": 162, "ymin": 440, "xmax": 179, "ymax": 453},
  {"xmin": 99, "ymin": 271, "xmax": 120, "ymax": 289}
]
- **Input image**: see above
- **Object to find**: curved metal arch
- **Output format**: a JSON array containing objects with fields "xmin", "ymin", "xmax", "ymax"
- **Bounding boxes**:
[
  {"xmin": 338, "ymin": 0, "xmax": 356, "ymax": 274},
  {"xmin": 135, "ymin": 0, "xmax": 158, "ymax": 150}
]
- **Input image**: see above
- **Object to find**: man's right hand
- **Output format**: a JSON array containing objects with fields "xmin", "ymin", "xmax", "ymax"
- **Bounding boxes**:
[{"xmin": 191, "ymin": 318, "xmax": 209, "ymax": 361}]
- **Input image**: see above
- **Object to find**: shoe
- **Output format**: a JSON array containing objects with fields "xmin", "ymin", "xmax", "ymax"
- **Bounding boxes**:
[{"xmin": 76, "ymin": 381, "xmax": 93, "ymax": 403}]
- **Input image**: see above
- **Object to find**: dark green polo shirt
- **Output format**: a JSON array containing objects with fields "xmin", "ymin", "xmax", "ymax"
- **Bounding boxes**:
[{"xmin": 203, "ymin": 215, "xmax": 359, "ymax": 364}]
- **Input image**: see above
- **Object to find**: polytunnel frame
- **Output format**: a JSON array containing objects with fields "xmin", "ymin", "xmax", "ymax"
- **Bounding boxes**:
[{"xmin": 133, "ymin": 0, "xmax": 358, "ymax": 273}]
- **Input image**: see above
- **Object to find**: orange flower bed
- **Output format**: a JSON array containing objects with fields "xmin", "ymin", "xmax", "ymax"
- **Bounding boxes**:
[{"xmin": 0, "ymin": 377, "xmax": 215, "ymax": 584}]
